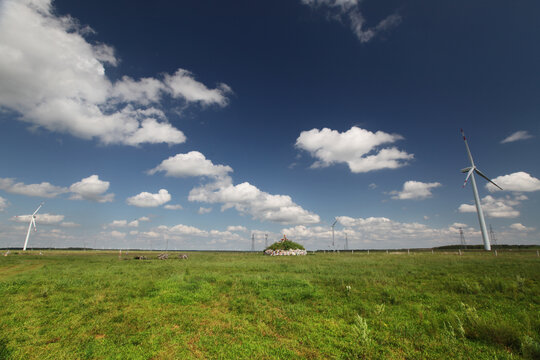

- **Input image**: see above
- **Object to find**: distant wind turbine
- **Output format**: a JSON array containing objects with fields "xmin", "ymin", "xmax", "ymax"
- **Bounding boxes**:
[
  {"xmin": 460, "ymin": 129, "xmax": 502, "ymax": 251},
  {"xmin": 331, "ymin": 219, "xmax": 337, "ymax": 249},
  {"xmin": 23, "ymin": 202, "xmax": 44, "ymax": 251}
]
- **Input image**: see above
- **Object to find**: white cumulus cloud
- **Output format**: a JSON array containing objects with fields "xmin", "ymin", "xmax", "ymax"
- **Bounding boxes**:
[
  {"xmin": 509, "ymin": 223, "xmax": 535, "ymax": 232},
  {"xmin": 11, "ymin": 213, "xmax": 65, "ymax": 225},
  {"xmin": 126, "ymin": 189, "xmax": 171, "ymax": 207},
  {"xmin": 458, "ymin": 195, "xmax": 523, "ymax": 218},
  {"xmin": 149, "ymin": 152, "xmax": 320, "ymax": 225},
  {"xmin": 486, "ymin": 172, "xmax": 540, "ymax": 193},
  {"xmin": 0, "ymin": 177, "xmax": 67, "ymax": 198},
  {"xmin": 69, "ymin": 175, "xmax": 114, "ymax": 202},
  {"xmin": 0, "ymin": 0, "xmax": 230, "ymax": 146},
  {"xmin": 148, "ymin": 151, "xmax": 233, "ymax": 178},
  {"xmin": 390, "ymin": 181, "xmax": 441, "ymax": 200},
  {"xmin": 501, "ymin": 130, "xmax": 533, "ymax": 144},
  {"xmin": 296, "ymin": 126, "xmax": 413, "ymax": 173},
  {"xmin": 198, "ymin": 207, "xmax": 212, "ymax": 214},
  {"xmin": 189, "ymin": 177, "xmax": 320, "ymax": 225},
  {"xmin": 227, "ymin": 225, "xmax": 248, "ymax": 232},
  {"xmin": 109, "ymin": 220, "xmax": 128, "ymax": 227}
]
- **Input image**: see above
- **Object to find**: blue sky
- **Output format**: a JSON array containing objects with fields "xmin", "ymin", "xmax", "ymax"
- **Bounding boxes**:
[{"xmin": 0, "ymin": 0, "xmax": 539, "ymax": 250}]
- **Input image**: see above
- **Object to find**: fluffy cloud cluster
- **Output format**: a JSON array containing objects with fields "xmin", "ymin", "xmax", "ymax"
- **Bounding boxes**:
[
  {"xmin": 509, "ymin": 223, "xmax": 535, "ymax": 232},
  {"xmin": 296, "ymin": 126, "xmax": 413, "ymax": 173},
  {"xmin": 227, "ymin": 225, "xmax": 248, "ymax": 232},
  {"xmin": 148, "ymin": 151, "xmax": 233, "ymax": 178},
  {"xmin": 0, "ymin": 175, "xmax": 113, "ymax": 202},
  {"xmin": 149, "ymin": 152, "xmax": 320, "ymax": 225},
  {"xmin": 281, "ymin": 217, "xmax": 479, "ymax": 249},
  {"xmin": 189, "ymin": 178, "xmax": 320, "ymax": 224},
  {"xmin": 486, "ymin": 172, "xmax": 540, "ymax": 193},
  {"xmin": 0, "ymin": 0, "xmax": 231, "ymax": 146},
  {"xmin": 301, "ymin": 0, "xmax": 401, "ymax": 43},
  {"xmin": 458, "ymin": 194, "xmax": 525, "ymax": 218},
  {"xmin": 0, "ymin": 178, "xmax": 67, "ymax": 198},
  {"xmin": 11, "ymin": 213, "xmax": 65, "ymax": 225},
  {"xmin": 126, "ymin": 189, "xmax": 171, "ymax": 208},
  {"xmin": 390, "ymin": 181, "xmax": 441, "ymax": 200},
  {"xmin": 501, "ymin": 130, "xmax": 533, "ymax": 144},
  {"xmin": 69, "ymin": 175, "xmax": 114, "ymax": 202}
]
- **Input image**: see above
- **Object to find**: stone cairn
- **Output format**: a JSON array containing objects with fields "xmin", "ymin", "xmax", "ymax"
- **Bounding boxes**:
[
  {"xmin": 157, "ymin": 253, "xmax": 169, "ymax": 260},
  {"xmin": 264, "ymin": 249, "xmax": 307, "ymax": 256},
  {"xmin": 178, "ymin": 254, "xmax": 188, "ymax": 259}
]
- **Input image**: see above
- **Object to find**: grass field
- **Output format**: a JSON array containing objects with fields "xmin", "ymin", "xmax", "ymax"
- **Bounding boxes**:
[{"xmin": 0, "ymin": 250, "xmax": 539, "ymax": 359}]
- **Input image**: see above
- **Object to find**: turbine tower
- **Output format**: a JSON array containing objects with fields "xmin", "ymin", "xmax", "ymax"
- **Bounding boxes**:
[
  {"xmin": 331, "ymin": 219, "xmax": 337, "ymax": 249},
  {"xmin": 265, "ymin": 233, "xmax": 268, "ymax": 248},
  {"xmin": 251, "ymin": 233, "xmax": 255, "ymax": 252},
  {"xmin": 460, "ymin": 129, "xmax": 502, "ymax": 251},
  {"xmin": 23, "ymin": 202, "xmax": 44, "ymax": 251},
  {"xmin": 345, "ymin": 233, "xmax": 349, "ymax": 251}
]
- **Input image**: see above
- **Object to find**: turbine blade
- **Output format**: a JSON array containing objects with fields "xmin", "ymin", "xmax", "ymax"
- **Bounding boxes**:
[
  {"xmin": 461, "ymin": 129, "xmax": 475, "ymax": 166},
  {"xmin": 33, "ymin": 202, "xmax": 44, "ymax": 216},
  {"xmin": 474, "ymin": 168, "xmax": 503, "ymax": 190},
  {"xmin": 462, "ymin": 167, "xmax": 475, "ymax": 188},
  {"xmin": 461, "ymin": 167, "xmax": 472, "ymax": 173},
  {"xmin": 32, "ymin": 217, "xmax": 37, "ymax": 231}
]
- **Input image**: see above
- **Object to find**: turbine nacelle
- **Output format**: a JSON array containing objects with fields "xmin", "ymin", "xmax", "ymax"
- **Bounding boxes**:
[{"xmin": 460, "ymin": 165, "xmax": 502, "ymax": 190}]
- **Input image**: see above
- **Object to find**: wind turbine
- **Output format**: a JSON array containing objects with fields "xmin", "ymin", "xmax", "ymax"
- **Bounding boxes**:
[
  {"xmin": 331, "ymin": 219, "xmax": 337, "ymax": 249},
  {"xmin": 460, "ymin": 129, "xmax": 502, "ymax": 251},
  {"xmin": 23, "ymin": 202, "xmax": 44, "ymax": 251}
]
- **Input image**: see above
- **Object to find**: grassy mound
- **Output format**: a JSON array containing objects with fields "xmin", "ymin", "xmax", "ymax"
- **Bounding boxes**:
[{"xmin": 265, "ymin": 240, "xmax": 305, "ymax": 251}]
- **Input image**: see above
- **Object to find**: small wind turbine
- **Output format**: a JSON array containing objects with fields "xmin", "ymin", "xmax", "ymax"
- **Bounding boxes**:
[
  {"xmin": 460, "ymin": 129, "xmax": 502, "ymax": 251},
  {"xmin": 331, "ymin": 219, "xmax": 337, "ymax": 249},
  {"xmin": 23, "ymin": 202, "xmax": 44, "ymax": 251}
]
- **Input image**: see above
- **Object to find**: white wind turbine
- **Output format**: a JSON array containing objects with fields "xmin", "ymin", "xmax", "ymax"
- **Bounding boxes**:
[
  {"xmin": 331, "ymin": 219, "xmax": 337, "ymax": 249},
  {"xmin": 23, "ymin": 202, "xmax": 44, "ymax": 251},
  {"xmin": 460, "ymin": 130, "xmax": 502, "ymax": 251}
]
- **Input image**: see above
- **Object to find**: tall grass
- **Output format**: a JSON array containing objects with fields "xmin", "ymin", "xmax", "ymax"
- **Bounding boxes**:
[{"xmin": 0, "ymin": 250, "xmax": 538, "ymax": 359}]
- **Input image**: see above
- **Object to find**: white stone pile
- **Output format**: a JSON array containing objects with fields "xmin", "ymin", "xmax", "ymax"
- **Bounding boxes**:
[{"xmin": 264, "ymin": 249, "xmax": 307, "ymax": 256}]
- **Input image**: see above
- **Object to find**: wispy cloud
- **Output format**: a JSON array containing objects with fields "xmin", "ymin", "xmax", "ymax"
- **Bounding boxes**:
[
  {"xmin": 301, "ymin": 0, "xmax": 401, "ymax": 43},
  {"xmin": 501, "ymin": 130, "xmax": 533, "ymax": 144}
]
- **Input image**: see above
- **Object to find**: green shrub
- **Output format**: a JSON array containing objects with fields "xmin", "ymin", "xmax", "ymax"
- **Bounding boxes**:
[{"xmin": 265, "ymin": 240, "xmax": 305, "ymax": 251}]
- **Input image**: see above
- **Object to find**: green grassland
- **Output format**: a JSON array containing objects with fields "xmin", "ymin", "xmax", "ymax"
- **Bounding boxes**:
[{"xmin": 0, "ymin": 250, "xmax": 539, "ymax": 359}]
